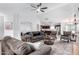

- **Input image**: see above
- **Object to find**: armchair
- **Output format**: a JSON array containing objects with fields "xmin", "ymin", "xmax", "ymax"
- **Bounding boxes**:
[{"xmin": 60, "ymin": 31, "xmax": 72, "ymax": 42}]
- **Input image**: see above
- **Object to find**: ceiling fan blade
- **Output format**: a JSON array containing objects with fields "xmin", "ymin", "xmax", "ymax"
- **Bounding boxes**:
[
  {"xmin": 41, "ymin": 7, "xmax": 48, "ymax": 9},
  {"xmin": 37, "ymin": 3, "xmax": 42, "ymax": 7},
  {"xmin": 40, "ymin": 10, "xmax": 45, "ymax": 12},
  {"xmin": 31, "ymin": 4, "xmax": 37, "ymax": 8}
]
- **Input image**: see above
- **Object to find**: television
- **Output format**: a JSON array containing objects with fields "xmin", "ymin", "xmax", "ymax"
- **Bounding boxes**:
[{"xmin": 41, "ymin": 25, "xmax": 50, "ymax": 29}]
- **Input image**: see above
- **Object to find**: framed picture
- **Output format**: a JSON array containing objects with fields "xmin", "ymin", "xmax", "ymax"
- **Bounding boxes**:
[{"xmin": 5, "ymin": 22, "xmax": 13, "ymax": 30}]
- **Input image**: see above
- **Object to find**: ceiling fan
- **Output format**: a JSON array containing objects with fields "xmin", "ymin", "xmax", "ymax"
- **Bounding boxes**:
[{"xmin": 31, "ymin": 3, "xmax": 48, "ymax": 13}]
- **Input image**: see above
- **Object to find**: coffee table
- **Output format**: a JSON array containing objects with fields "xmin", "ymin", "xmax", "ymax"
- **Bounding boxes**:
[{"xmin": 44, "ymin": 35, "xmax": 55, "ymax": 45}]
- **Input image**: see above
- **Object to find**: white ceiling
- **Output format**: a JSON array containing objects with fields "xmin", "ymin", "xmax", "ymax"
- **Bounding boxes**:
[
  {"xmin": 0, "ymin": 3, "xmax": 68, "ymax": 13},
  {"xmin": 0, "ymin": 3, "xmax": 79, "ymax": 23}
]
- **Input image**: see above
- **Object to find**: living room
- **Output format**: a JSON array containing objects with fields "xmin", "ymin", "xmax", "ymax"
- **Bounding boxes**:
[{"xmin": 0, "ymin": 3, "xmax": 79, "ymax": 55}]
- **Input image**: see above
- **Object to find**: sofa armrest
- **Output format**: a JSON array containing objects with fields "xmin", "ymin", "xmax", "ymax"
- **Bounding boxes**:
[{"xmin": 29, "ymin": 45, "xmax": 52, "ymax": 55}]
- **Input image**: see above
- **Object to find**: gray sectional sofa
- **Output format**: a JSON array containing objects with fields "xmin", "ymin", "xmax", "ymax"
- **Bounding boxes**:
[{"xmin": 0, "ymin": 36, "xmax": 51, "ymax": 55}]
